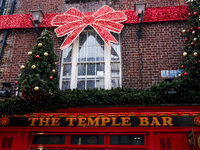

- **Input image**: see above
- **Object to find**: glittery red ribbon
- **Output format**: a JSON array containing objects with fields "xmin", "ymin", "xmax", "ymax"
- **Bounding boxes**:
[{"xmin": 51, "ymin": 6, "xmax": 127, "ymax": 49}]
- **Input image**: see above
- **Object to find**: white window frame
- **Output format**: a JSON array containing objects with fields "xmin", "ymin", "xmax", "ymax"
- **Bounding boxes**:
[{"xmin": 59, "ymin": 30, "xmax": 122, "ymax": 90}]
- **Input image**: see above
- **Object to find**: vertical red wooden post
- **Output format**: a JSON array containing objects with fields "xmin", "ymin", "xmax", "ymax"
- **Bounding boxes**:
[{"xmin": 148, "ymin": 132, "xmax": 154, "ymax": 150}]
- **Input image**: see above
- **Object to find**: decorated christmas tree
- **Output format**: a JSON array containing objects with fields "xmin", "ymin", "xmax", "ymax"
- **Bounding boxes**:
[
  {"xmin": 18, "ymin": 29, "xmax": 58, "ymax": 101},
  {"xmin": 181, "ymin": 0, "xmax": 200, "ymax": 88}
]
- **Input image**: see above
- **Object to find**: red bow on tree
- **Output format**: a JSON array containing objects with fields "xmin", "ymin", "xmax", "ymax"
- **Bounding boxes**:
[{"xmin": 51, "ymin": 6, "xmax": 127, "ymax": 49}]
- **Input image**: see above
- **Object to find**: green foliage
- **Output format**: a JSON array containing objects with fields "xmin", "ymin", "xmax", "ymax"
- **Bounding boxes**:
[
  {"xmin": 181, "ymin": 0, "xmax": 200, "ymax": 84},
  {"xmin": 17, "ymin": 29, "xmax": 58, "ymax": 100},
  {"xmin": 0, "ymin": 81, "xmax": 200, "ymax": 115}
]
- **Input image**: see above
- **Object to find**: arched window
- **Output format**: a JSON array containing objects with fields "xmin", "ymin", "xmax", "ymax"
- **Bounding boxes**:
[{"xmin": 60, "ymin": 28, "xmax": 121, "ymax": 90}]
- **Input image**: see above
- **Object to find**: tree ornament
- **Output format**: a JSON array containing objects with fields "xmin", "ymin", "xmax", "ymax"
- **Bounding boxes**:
[
  {"xmin": 194, "ymin": 12, "xmax": 197, "ymax": 15},
  {"xmin": 20, "ymin": 65, "xmax": 25, "ymax": 69},
  {"xmin": 38, "ymin": 43, "xmax": 43, "ymax": 47},
  {"xmin": 49, "ymin": 76, "xmax": 53, "ymax": 80},
  {"xmin": 188, "ymin": 13, "xmax": 191, "ymax": 16},
  {"xmin": 15, "ymin": 81, "xmax": 18, "ymax": 84},
  {"xmin": 31, "ymin": 65, "xmax": 36, "ymax": 69},
  {"xmin": 34, "ymin": 86, "xmax": 39, "ymax": 91},
  {"xmin": 187, "ymin": 30, "xmax": 190, "ymax": 32},
  {"xmin": 185, "ymin": 39, "xmax": 188, "ymax": 42},
  {"xmin": 178, "ymin": 74, "xmax": 182, "ymax": 77},
  {"xmin": 183, "ymin": 52, "xmax": 188, "ymax": 57},
  {"xmin": 181, "ymin": 65, "xmax": 184, "ymax": 69},
  {"xmin": 182, "ymin": 29, "xmax": 186, "ymax": 33},
  {"xmin": 192, "ymin": 31, "xmax": 195, "ymax": 34},
  {"xmin": 193, "ymin": 38, "xmax": 197, "ymax": 41},
  {"xmin": 184, "ymin": 72, "xmax": 187, "ymax": 76},
  {"xmin": 44, "ymin": 52, "xmax": 48, "ymax": 56},
  {"xmin": 194, "ymin": 52, "xmax": 198, "ymax": 56},
  {"xmin": 198, "ymin": 27, "xmax": 200, "ymax": 30},
  {"xmin": 199, "ymin": 60, "xmax": 200, "ymax": 63},
  {"xmin": 191, "ymin": 27, "xmax": 194, "ymax": 30},
  {"xmin": 186, "ymin": 1, "xmax": 189, "ymax": 4},
  {"xmin": 28, "ymin": 51, "xmax": 32, "ymax": 55},
  {"xmin": 52, "ymin": 69, "xmax": 56, "ymax": 73},
  {"xmin": 191, "ymin": 42, "xmax": 195, "ymax": 46},
  {"xmin": 36, "ymin": 55, "xmax": 40, "ymax": 58}
]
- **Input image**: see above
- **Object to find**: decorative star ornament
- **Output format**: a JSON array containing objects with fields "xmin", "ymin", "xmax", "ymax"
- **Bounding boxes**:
[{"xmin": 51, "ymin": 5, "xmax": 127, "ymax": 50}]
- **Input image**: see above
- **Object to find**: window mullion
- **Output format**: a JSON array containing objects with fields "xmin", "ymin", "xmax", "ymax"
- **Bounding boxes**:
[
  {"xmin": 59, "ymin": 50, "xmax": 65, "ymax": 89},
  {"xmin": 104, "ymin": 44, "xmax": 111, "ymax": 89},
  {"xmin": 71, "ymin": 38, "xmax": 79, "ymax": 89}
]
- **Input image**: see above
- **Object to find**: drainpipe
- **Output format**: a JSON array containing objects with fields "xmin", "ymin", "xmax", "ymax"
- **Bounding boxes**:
[{"xmin": 0, "ymin": 0, "xmax": 16, "ymax": 60}]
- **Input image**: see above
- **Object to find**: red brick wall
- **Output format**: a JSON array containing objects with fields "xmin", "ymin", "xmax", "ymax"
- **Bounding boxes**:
[
  {"xmin": 14, "ymin": 0, "xmax": 184, "ymax": 14},
  {"xmin": 122, "ymin": 21, "xmax": 186, "ymax": 88},
  {"xmin": 0, "ymin": 0, "xmax": 187, "ymax": 92}
]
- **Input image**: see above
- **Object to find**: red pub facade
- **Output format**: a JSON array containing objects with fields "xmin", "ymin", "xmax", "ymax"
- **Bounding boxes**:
[
  {"xmin": 0, "ymin": 0, "xmax": 200, "ymax": 150},
  {"xmin": 0, "ymin": 106, "xmax": 200, "ymax": 150}
]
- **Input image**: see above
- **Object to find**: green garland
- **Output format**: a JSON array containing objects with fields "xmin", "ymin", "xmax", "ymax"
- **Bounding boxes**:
[{"xmin": 0, "ymin": 80, "xmax": 200, "ymax": 115}]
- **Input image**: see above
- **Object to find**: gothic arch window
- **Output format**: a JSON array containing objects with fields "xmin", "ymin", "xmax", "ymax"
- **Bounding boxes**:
[{"xmin": 60, "ymin": 28, "xmax": 121, "ymax": 90}]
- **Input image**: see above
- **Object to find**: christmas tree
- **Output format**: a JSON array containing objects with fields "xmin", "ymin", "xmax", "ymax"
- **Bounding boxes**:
[
  {"xmin": 181, "ymin": 0, "xmax": 200, "ymax": 88},
  {"xmin": 18, "ymin": 29, "xmax": 58, "ymax": 101}
]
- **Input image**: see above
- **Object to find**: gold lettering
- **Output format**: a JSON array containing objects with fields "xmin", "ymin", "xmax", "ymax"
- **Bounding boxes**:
[
  {"xmin": 66, "ymin": 118, "xmax": 77, "ymax": 126},
  {"xmin": 28, "ymin": 118, "xmax": 38, "ymax": 126},
  {"xmin": 139, "ymin": 117, "xmax": 149, "ymax": 126},
  {"xmin": 87, "ymin": 118, "xmax": 100, "ymax": 126},
  {"xmin": 111, "ymin": 117, "xmax": 121, "ymax": 126},
  {"xmin": 121, "ymin": 117, "xmax": 131, "ymax": 126},
  {"xmin": 77, "ymin": 118, "xmax": 87, "ymax": 126},
  {"xmin": 101, "ymin": 117, "xmax": 110, "ymax": 126},
  {"xmin": 162, "ymin": 117, "xmax": 173, "ymax": 126},
  {"xmin": 38, "ymin": 118, "xmax": 50, "ymax": 126},
  {"xmin": 150, "ymin": 117, "xmax": 161, "ymax": 126},
  {"xmin": 51, "ymin": 118, "xmax": 60, "ymax": 126}
]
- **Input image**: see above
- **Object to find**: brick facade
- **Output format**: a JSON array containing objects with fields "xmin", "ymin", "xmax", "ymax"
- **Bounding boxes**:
[{"xmin": 0, "ymin": 0, "xmax": 187, "ymax": 95}]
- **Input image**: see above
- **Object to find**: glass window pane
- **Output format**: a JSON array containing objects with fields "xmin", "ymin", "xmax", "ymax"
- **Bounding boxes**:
[
  {"xmin": 63, "ymin": 64, "xmax": 71, "ymax": 77},
  {"xmin": 87, "ymin": 64, "xmax": 95, "ymax": 75},
  {"xmin": 79, "ymin": 32, "xmax": 87, "ymax": 46},
  {"xmin": 78, "ymin": 64, "xmax": 86, "ymax": 76},
  {"xmin": 96, "ymin": 46, "xmax": 104, "ymax": 61},
  {"xmin": 87, "ymin": 47, "xmax": 95, "ymax": 62},
  {"xmin": 63, "ymin": 46, "xmax": 72, "ymax": 62},
  {"xmin": 79, "ymin": 47, "xmax": 87, "ymax": 62},
  {"xmin": 62, "ymin": 81, "xmax": 70, "ymax": 90},
  {"xmin": 110, "ymin": 135, "xmax": 144, "ymax": 145},
  {"xmin": 111, "ymin": 63, "xmax": 120, "ymax": 76},
  {"xmin": 70, "ymin": 135, "xmax": 104, "ymax": 145},
  {"xmin": 97, "ymin": 63, "xmax": 104, "ymax": 76},
  {"xmin": 96, "ymin": 79, "xmax": 104, "ymax": 89},
  {"xmin": 87, "ymin": 80, "xmax": 95, "ymax": 89},
  {"xmin": 88, "ymin": 32, "xmax": 96, "ymax": 46},
  {"xmin": 111, "ymin": 32, "xmax": 119, "ymax": 41},
  {"xmin": 112, "ymin": 78, "xmax": 120, "ymax": 88},
  {"xmin": 77, "ymin": 80, "xmax": 85, "ymax": 90},
  {"xmin": 32, "ymin": 135, "xmax": 65, "ymax": 145},
  {"xmin": 111, "ymin": 47, "xmax": 119, "ymax": 60},
  {"xmin": 96, "ymin": 34, "xmax": 104, "ymax": 45}
]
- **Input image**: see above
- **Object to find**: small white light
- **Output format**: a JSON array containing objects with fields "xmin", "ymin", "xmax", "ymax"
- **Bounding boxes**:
[{"xmin": 138, "ymin": 9, "xmax": 143, "ymax": 15}]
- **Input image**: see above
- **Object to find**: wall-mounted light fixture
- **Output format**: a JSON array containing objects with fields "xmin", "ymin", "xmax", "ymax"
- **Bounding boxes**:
[
  {"xmin": 134, "ymin": 1, "xmax": 146, "ymax": 89},
  {"xmin": 134, "ymin": 1, "xmax": 146, "ymax": 39},
  {"xmin": 0, "ymin": 82, "xmax": 12, "ymax": 97},
  {"xmin": 29, "ymin": 5, "xmax": 45, "ymax": 37}
]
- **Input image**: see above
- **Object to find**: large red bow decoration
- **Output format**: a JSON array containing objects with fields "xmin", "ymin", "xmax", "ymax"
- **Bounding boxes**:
[{"xmin": 51, "ymin": 6, "xmax": 127, "ymax": 50}]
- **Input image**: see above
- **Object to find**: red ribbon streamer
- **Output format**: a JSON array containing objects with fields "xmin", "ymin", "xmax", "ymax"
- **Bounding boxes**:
[{"xmin": 51, "ymin": 6, "xmax": 127, "ymax": 49}]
